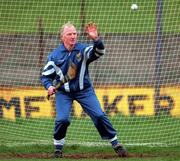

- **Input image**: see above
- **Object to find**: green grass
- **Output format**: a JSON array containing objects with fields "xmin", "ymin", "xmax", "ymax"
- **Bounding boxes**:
[
  {"xmin": 0, "ymin": 144, "xmax": 180, "ymax": 161},
  {"xmin": 1, "ymin": 114, "xmax": 180, "ymax": 161},
  {"xmin": 0, "ymin": 115, "xmax": 180, "ymax": 147},
  {"xmin": 0, "ymin": 0, "xmax": 179, "ymax": 33}
]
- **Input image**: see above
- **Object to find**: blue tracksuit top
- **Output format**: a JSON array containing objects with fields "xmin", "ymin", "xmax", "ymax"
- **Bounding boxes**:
[{"xmin": 40, "ymin": 39, "xmax": 105, "ymax": 92}]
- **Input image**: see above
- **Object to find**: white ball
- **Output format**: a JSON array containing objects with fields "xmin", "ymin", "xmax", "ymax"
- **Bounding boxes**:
[{"xmin": 131, "ymin": 4, "xmax": 138, "ymax": 10}]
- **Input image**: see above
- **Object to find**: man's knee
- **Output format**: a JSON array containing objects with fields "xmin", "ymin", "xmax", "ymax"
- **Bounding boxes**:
[{"xmin": 54, "ymin": 120, "xmax": 70, "ymax": 140}]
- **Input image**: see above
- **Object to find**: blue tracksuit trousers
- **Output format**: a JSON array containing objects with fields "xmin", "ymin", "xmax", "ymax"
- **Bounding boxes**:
[{"xmin": 54, "ymin": 86, "xmax": 117, "ymax": 141}]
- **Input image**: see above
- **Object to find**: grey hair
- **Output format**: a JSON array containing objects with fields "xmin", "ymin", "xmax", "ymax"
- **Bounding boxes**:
[{"xmin": 59, "ymin": 22, "xmax": 76, "ymax": 37}]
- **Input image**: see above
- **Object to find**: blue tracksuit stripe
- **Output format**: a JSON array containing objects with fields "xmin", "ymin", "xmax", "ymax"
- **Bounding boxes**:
[
  {"xmin": 84, "ymin": 45, "xmax": 93, "ymax": 58},
  {"xmin": 79, "ymin": 46, "xmax": 93, "ymax": 90},
  {"xmin": 79, "ymin": 57, "xmax": 87, "ymax": 90}
]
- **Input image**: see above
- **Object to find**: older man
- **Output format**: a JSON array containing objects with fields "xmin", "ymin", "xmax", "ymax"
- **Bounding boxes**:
[{"xmin": 40, "ymin": 22, "xmax": 127, "ymax": 158}]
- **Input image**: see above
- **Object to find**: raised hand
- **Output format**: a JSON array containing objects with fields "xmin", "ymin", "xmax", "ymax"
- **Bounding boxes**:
[{"xmin": 85, "ymin": 22, "xmax": 99, "ymax": 41}]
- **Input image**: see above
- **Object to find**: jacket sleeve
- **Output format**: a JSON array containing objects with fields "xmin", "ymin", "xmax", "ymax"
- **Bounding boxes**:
[
  {"xmin": 40, "ymin": 56, "xmax": 56, "ymax": 90},
  {"xmin": 84, "ymin": 38, "xmax": 105, "ymax": 63}
]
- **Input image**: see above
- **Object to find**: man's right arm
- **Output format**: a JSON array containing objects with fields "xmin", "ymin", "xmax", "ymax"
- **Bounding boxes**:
[
  {"xmin": 40, "ymin": 56, "xmax": 56, "ymax": 90},
  {"xmin": 84, "ymin": 22, "xmax": 105, "ymax": 62}
]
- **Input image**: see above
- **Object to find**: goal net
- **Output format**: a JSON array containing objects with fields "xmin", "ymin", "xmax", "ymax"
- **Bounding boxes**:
[{"xmin": 0, "ymin": 0, "xmax": 179, "ymax": 148}]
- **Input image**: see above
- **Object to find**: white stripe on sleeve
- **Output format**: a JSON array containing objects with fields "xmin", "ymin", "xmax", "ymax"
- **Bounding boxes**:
[
  {"xmin": 95, "ymin": 48, "xmax": 105, "ymax": 57},
  {"xmin": 43, "ymin": 61, "xmax": 64, "ymax": 81},
  {"xmin": 42, "ymin": 68, "xmax": 55, "ymax": 76}
]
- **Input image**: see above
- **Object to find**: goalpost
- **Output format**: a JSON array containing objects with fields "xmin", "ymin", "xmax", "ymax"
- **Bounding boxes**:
[{"xmin": 0, "ymin": 0, "xmax": 179, "ymax": 148}]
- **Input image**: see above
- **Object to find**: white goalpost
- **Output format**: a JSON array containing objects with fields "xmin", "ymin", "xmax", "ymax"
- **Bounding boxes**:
[{"xmin": 0, "ymin": 0, "xmax": 180, "ymax": 148}]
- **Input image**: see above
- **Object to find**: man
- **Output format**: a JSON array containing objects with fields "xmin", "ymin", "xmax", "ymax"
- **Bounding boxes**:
[{"xmin": 40, "ymin": 22, "xmax": 127, "ymax": 158}]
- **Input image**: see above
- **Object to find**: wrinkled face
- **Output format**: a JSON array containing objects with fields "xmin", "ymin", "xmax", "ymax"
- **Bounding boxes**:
[{"xmin": 61, "ymin": 25, "xmax": 77, "ymax": 50}]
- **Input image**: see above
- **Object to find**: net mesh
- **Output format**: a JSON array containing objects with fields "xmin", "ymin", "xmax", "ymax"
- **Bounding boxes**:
[{"xmin": 0, "ymin": 0, "xmax": 180, "ymax": 147}]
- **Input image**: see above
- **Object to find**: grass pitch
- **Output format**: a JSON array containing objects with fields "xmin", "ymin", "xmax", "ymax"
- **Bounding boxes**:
[{"xmin": 0, "ymin": 0, "xmax": 179, "ymax": 33}]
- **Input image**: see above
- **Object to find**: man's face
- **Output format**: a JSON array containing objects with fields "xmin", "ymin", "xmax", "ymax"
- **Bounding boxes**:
[{"xmin": 61, "ymin": 26, "xmax": 77, "ymax": 48}]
